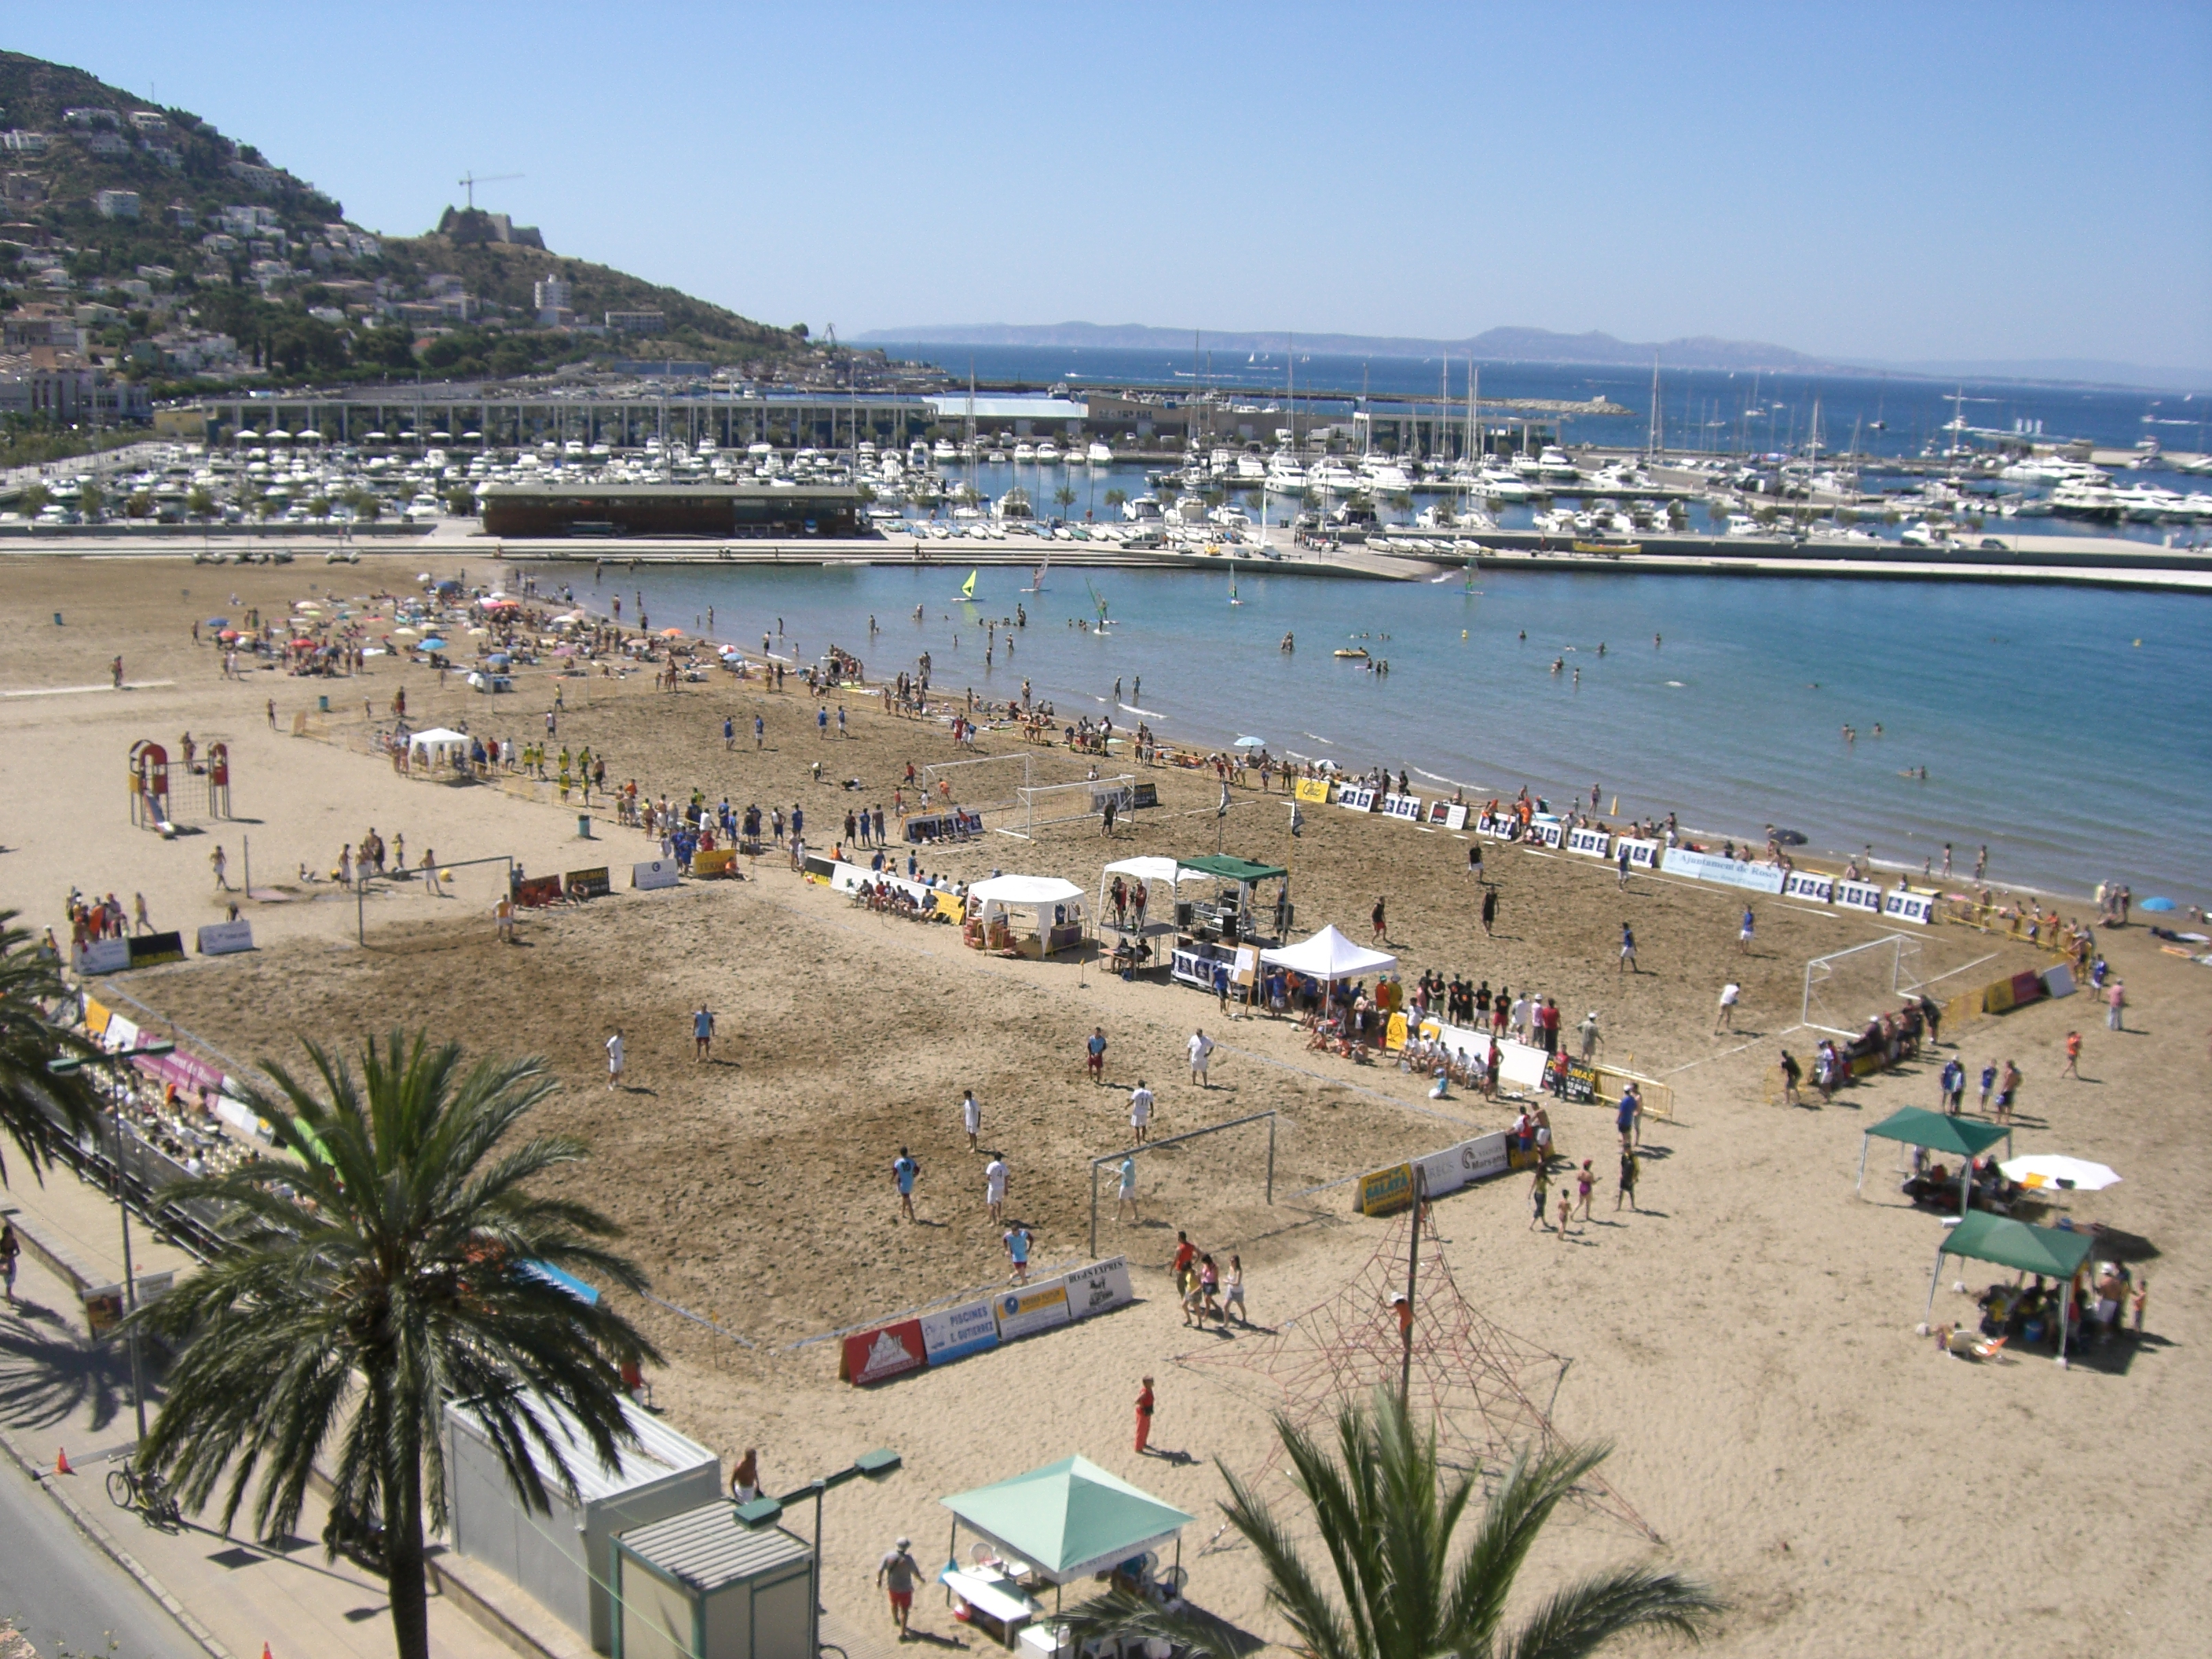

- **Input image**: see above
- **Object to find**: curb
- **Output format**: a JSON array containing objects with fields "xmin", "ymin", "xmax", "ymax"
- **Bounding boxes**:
[{"xmin": 0, "ymin": 1428, "xmax": 235, "ymax": 1659}]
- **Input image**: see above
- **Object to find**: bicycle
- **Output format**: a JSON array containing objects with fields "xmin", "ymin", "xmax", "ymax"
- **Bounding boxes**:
[{"xmin": 105, "ymin": 1460, "xmax": 181, "ymax": 1528}]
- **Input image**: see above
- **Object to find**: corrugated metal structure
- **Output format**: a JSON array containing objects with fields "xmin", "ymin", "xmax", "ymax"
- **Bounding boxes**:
[
  {"xmin": 613, "ymin": 1503, "xmax": 817, "ymax": 1659},
  {"xmin": 444, "ymin": 1394, "xmax": 723, "ymax": 1654},
  {"xmin": 479, "ymin": 482, "xmax": 862, "ymax": 538}
]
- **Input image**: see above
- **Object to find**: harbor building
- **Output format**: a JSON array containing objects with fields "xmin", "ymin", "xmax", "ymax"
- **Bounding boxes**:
[{"xmin": 478, "ymin": 481, "xmax": 862, "ymax": 539}]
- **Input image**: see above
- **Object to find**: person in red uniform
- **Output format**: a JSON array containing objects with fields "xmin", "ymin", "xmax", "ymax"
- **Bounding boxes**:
[{"xmin": 1134, "ymin": 1377, "xmax": 1155, "ymax": 1454}]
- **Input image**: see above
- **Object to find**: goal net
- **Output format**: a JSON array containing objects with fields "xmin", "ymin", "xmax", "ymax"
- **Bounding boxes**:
[
  {"xmin": 920, "ymin": 752, "xmax": 1031, "ymax": 813},
  {"xmin": 1089, "ymin": 1110, "xmax": 1283, "ymax": 1266},
  {"xmin": 1802, "ymin": 934, "xmax": 1924, "ymax": 1037},
  {"xmin": 1008, "ymin": 775, "xmax": 1135, "ymax": 840}
]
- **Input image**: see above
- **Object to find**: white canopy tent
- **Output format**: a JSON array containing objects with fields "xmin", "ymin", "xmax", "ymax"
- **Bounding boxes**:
[
  {"xmin": 1097, "ymin": 857, "xmax": 1184, "ymax": 935},
  {"xmin": 966, "ymin": 875, "xmax": 1086, "ymax": 958},
  {"xmin": 1260, "ymin": 923, "xmax": 1397, "ymax": 983},
  {"xmin": 407, "ymin": 727, "xmax": 471, "ymax": 767}
]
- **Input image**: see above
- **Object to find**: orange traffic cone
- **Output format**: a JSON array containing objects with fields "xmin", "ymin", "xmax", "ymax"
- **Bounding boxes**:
[
  {"xmin": 54, "ymin": 1446, "xmax": 72, "ymax": 1475},
  {"xmin": 262, "ymin": 1645, "xmax": 275, "ymax": 1659}
]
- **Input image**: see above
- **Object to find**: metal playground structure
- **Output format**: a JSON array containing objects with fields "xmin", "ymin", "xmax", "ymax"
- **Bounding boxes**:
[{"xmin": 129, "ymin": 738, "xmax": 233, "ymax": 830}]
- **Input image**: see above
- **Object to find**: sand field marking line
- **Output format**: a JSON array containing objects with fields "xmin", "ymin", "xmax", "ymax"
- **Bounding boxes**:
[
  {"xmin": 3, "ymin": 680, "xmax": 177, "ymax": 698},
  {"xmin": 1660, "ymin": 1024, "xmax": 1809, "ymax": 1075}
]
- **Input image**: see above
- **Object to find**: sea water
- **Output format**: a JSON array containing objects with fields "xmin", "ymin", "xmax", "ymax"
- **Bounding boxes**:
[{"xmin": 562, "ymin": 559, "xmax": 2210, "ymax": 907}]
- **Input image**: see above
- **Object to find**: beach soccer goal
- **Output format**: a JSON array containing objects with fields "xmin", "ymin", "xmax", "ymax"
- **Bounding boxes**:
[
  {"xmin": 920, "ymin": 752, "xmax": 1031, "ymax": 814},
  {"xmin": 1007, "ymin": 775, "xmax": 1135, "ymax": 840},
  {"xmin": 1801, "ymin": 934, "xmax": 1924, "ymax": 1037},
  {"xmin": 1089, "ymin": 1109, "xmax": 1279, "ymax": 1262}
]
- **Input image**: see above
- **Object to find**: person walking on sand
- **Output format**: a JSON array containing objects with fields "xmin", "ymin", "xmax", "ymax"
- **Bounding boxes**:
[
  {"xmin": 1129, "ymin": 1079, "xmax": 1153, "ymax": 1144},
  {"xmin": 2106, "ymin": 979, "xmax": 2126, "ymax": 1032},
  {"xmin": 1372, "ymin": 895, "xmax": 1387, "ymax": 943},
  {"xmin": 877, "ymin": 1537, "xmax": 921, "ymax": 1638},
  {"xmin": 1003, "ymin": 1224, "xmax": 1031, "ymax": 1284},
  {"xmin": 1616, "ymin": 1082, "xmax": 1642, "ymax": 1149},
  {"xmin": 1188, "ymin": 1027, "xmax": 1214, "ymax": 1088},
  {"xmin": 132, "ymin": 892, "xmax": 152, "ymax": 936},
  {"xmin": 495, "ymin": 892, "xmax": 516, "ymax": 944},
  {"xmin": 1738, "ymin": 905, "xmax": 1756, "ymax": 954},
  {"xmin": 1481, "ymin": 887, "xmax": 1498, "ymax": 937},
  {"xmin": 694, "ymin": 1005, "xmax": 715, "ymax": 1060},
  {"xmin": 1576, "ymin": 1159, "xmax": 1596, "ymax": 1221},
  {"xmin": 1715, "ymin": 980, "xmax": 1741, "ymax": 1034},
  {"xmin": 1618, "ymin": 921, "xmax": 1637, "ymax": 974},
  {"xmin": 1557, "ymin": 1188, "xmax": 1573, "ymax": 1240},
  {"xmin": 1222, "ymin": 1254, "xmax": 1247, "ymax": 1325},
  {"xmin": 605, "ymin": 1028, "xmax": 624, "ymax": 1090},
  {"xmin": 892, "ymin": 1147, "xmax": 920, "ymax": 1221},
  {"xmin": 1578, "ymin": 1009, "xmax": 1603, "ymax": 1060},
  {"xmin": 1115, "ymin": 1154, "xmax": 1140, "ymax": 1223},
  {"xmin": 984, "ymin": 1152, "xmax": 1008, "ymax": 1225},
  {"xmin": 1617, "ymin": 1148, "xmax": 1639, "ymax": 1211},
  {"xmin": 1617, "ymin": 841, "xmax": 1632, "ymax": 888},
  {"xmin": 0, "ymin": 1218, "xmax": 18, "ymax": 1304},
  {"xmin": 730, "ymin": 1448, "xmax": 760, "ymax": 1504},
  {"xmin": 1086, "ymin": 1026, "xmax": 1107, "ymax": 1085},
  {"xmin": 723, "ymin": 715, "xmax": 735, "ymax": 752},
  {"xmin": 961, "ymin": 1088, "xmax": 982, "ymax": 1152},
  {"xmin": 1133, "ymin": 1378, "xmax": 1155, "ymax": 1455},
  {"xmin": 1529, "ymin": 1160, "xmax": 1552, "ymax": 1231},
  {"xmin": 211, "ymin": 844, "xmax": 230, "ymax": 892},
  {"xmin": 2063, "ymin": 1031, "xmax": 2082, "ymax": 1079}
]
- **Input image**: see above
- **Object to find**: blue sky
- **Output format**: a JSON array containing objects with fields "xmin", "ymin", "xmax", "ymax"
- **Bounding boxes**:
[{"xmin": 17, "ymin": 2, "xmax": 2210, "ymax": 368}]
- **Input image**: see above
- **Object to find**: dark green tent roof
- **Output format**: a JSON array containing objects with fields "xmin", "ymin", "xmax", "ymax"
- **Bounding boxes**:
[
  {"xmin": 1864, "ymin": 1107, "xmax": 2010, "ymax": 1161},
  {"xmin": 1176, "ymin": 855, "xmax": 1287, "ymax": 883},
  {"xmin": 1939, "ymin": 1211, "xmax": 2094, "ymax": 1280}
]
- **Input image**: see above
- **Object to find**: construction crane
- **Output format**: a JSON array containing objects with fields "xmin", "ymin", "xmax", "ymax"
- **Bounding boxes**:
[{"xmin": 456, "ymin": 170, "xmax": 523, "ymax": 210}]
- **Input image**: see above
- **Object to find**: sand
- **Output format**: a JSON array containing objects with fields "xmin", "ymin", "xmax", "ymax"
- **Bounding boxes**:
[{"xmin": 2, "ymin": 550, "xmax": 2207, "ymax": 1657}]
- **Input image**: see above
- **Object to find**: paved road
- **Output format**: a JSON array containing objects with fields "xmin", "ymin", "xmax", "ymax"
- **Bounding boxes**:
[{"xmin": 0, "ymin": 1455, "xmax": 198, "ymax": 1658}]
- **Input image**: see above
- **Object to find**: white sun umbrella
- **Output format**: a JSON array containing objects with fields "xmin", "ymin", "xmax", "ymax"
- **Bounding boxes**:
[
  {"xmin": 1233, "ymin": 735, "xmax": 1267, "ymax": 748},
  {"xmin": 1998, "ymin": 1155, "xmax": 2121, "ymax": 1192}
]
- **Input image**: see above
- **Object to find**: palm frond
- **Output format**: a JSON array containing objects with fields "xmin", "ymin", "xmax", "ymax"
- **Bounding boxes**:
[
  {"xmin": 1497, "ymin": 1567, "xmax": 1725, "ymax": 1659},
  {"xmin": 0, "ymin": 910, "xmax": 103, "ymax": 1184}
]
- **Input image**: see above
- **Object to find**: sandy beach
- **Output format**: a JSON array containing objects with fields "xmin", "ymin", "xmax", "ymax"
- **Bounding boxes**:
[{"xmin": 3, "ymin": 549, "xmax": 2208, "ymax": 1658}]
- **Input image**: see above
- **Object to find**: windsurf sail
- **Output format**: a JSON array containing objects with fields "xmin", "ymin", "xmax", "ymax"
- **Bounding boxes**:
[{"xmin": 961, "ymin": 569, "xmax": 977, "ymax": 599}]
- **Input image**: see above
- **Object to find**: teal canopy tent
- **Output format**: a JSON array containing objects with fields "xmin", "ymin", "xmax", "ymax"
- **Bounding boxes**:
[
  {"xmin": 1858, "ymin": 1106, "xmax": 2013, "ymax": 1219},
  {"xmin": 1921, "ymin": 1210, "xmax": 2095, "ymax": 1367},
  {"xmin": 940, "ymin": 1456, "xmax": 1194, "ymax": 1589}
]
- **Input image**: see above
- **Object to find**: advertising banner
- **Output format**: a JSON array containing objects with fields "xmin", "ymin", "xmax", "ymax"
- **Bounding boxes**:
[
  {"xmin": 1358, "ymin": 1161, "xmax": 1415, "ymax": 1216},
  {"xmin": 73, "ymin": 939, "xmax": 130, "ymax": 975},
  {"xmin": 1835, "ymin": 878, "xmax": 1883, "ymax": 914},
  {"xmin": 1565, "ymin": 826, "xmax": 1612, "ymax": 859},
  {"xmin": 1882, "ymin": 888, "xmax": 1936, "ymax": 925},
  {"xmin": 993, "ymin": 1280, "xmax": 1071, "ymax": 1340},
  {"xmin": 195, "ymin": 921, "xmax": 255, "ymax": 956},
  {"xmin": 691, "ymin": 848, "xmax": 738, "ymax": 877},
  {"xmin": 632, "ymin": 859, "xmax": 680, "ymax": 890},
  {"xmin": 1530, "ymin": 819, "xmax": 1565, "ymax": 848},
  {"xmin": 1130, "ymin": 783, "xmax": 1160, "ymax": 808},
  {"xmin": 515, "ymin": 874, "xmax": 564, "ymax": 907},
  {"xmin": 564, "ymin": 867, "xmax": 612, "ymax": 901},
  {"xmin": 1661, "ymin": 848, "xmax": 1788, "ymax": 894},
  {"xmin": 1294, "ymin": 777, "xmax": 1331, "ymax": 804},
  {"xmin": 1382, "ymin": 793, "xmax": 1423, "ymax": 822},
  {"xmin": 1337, "ymin": 786, "xmax": 1377, "ymax": 813},
  {"xmin": 1062, "ymin": 1257, "xmax": 1135, "ymax": 1321},
  {"xmin": 1618, "ymin": 837, "xmax": 1662, "ymax": 869},
  {"xmin": 920, "ymin": 1298, "xmax": 1002, "ymax": 1365},
  {"xmin": 840, "ymin": 1318, "xmax": 928, "ymax": 1386},
  {"xmin": 126, "ymin": 932, "xmax": 185, "ymax": 968},
  {"xmin": 1475, "ymin": 811, "xmax": 1516, "ymax": 839},
  {"xmin": 1782, "ymin": 870, "xmax": 1835, "ymax": 904}
]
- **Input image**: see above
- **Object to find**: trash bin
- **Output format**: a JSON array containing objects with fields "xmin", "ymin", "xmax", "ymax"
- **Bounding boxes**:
[
  {"xmin": 577, "ymin": 815, "xmax": 592, "ymax": 839},
  {"xmin": 53, "ymin": 612, "xmax": 63, "ymax": 626},
  {"xmin": 318, "ymin": 695, "xmax": 330, "ymax": 712}
]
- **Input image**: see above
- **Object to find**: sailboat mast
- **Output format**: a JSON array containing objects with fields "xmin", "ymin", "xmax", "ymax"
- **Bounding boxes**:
[{"xmin": 1648, "ymin": 354, "xmax": 1662, "ymax": 463}]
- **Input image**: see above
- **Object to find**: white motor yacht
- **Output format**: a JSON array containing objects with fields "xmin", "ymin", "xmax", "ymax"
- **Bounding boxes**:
[
  {"xmin": 933, "ymin": 438, "xmax": 958, "ymax": 462},
  {"xmin": 1476, "ymin": 466, "xmax": 1533, "ymax": 502},
  {"xmin": 1086, "ymin": 441, "xmax": 1115, "ymax": 466},
  {"xmin": 1536, "ymin": 447, "xmax": 1580, "ymax": 482},
  {"xmin": 1035, "ymin": 440, "xmax": 1061, "ymax": 463},
  {"xmin": 1013, "ymin": 442, "xmax": 1037, "ymax": 463},
  {"xmin": 1309, "ymin": 458, "xmax": 1357, "ymax": 493},
  {"xmin": 1123, "ymin": 495, "xmax": 1164, "ymax": 523}
]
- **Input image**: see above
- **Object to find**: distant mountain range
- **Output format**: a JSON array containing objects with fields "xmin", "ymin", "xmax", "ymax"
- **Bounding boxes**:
[
  {"xmin": 857, "ymin": 322, "xmax": 2212, "ymax": 391},
  {"xmin": 855, "ymin": 321, "xmax": 1830, "ymax": 372}
]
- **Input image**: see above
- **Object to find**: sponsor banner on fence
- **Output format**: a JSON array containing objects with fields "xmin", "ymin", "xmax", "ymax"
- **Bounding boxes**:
[
  {"xmin": 127, "ymin": 932, "xmax": 186, "ymax": 968},
  {"xmin": 564, "ymin": 867, "xmax": 612, "ymax": 901},
  {"xmin": 1381, "ymin": 793, "xmax": 1423, "ymax": 822},
  {"xmin": 994, "ymin": 1280, "xmax": 1071, "ymax": 1340},
  {"xmin": 515, "ymin": 874, "xmax": 564, "ymax": 908},
  {"xmin": 1417, "ymin": 1130, "xmax": 1515, "ymax": 1199},
  {"xmin": 1660, "ymin": 848, "xmax": 1788, "ymax": 894},
  {"xmin": 1565, "ymin": 826, "xmax": 1612, "ymax": 859},
  {"xmin": 1130, "ymin": 782, "xmax": 1160, "ymax": 809},
  {"xmin": 691, "ymin": 848, "xmax": 738, "ymax": 877},
  {"xmin": 1358, "ymin": 1161, "xmax": 1415, "ymax": 1216},
  {"xmin": 1416, "ymin": 1020, "xmax": 1548, "ymax": 1087},
  {"xmin": 73, "ymin": 938, "xmax": 130, "ymax": 976},
  {"xmin": 1882, "ymin": 888, "xmax": 1936, "ymax": 925},
  {"xmin": 1782, "ymin": 870, "xmax": 1835, "ymax": 903},
  {"xmin": 920, "ymin": 1298, "xmax": 1002, "ymax": 1365},
  {"xmin": 1422, "ymin": 800, "xmax": 1468, "ymax": 829},
  {"xmin": 2041, "ymin": 963, "xmax": 2076, "ymax": 999},
  {"xmin": 1090, "ymin": 784, "xmax": 1134, "ymax": 815},
  {"xmin": 132, "ymin": 1046, "xmax": 225, "ymax": 1097},
  {"xmin": 1834, "ymin": 878, "xmax": 1883, "ymax": 914},
  {"xmin": 1530, "ymin": 819, "xmax": 1565, "ymax": 848},
  {"xmin": 1062, "ymin": 1257, "xmax": 1135, "ymax": 1321},
  {"xmin": 632, "ymin": 859, "xmax": 681, "ymax": 891},
  {"xmin": 196, "ymin": 920, "xmax": 255, "ymax": 956},
  {"xmin": 1293, "ymin": 777, "xmax": 1330, "ymax": 804},
  {"xmin": 840, "ymin": 1318, "xmax": 928, "ymax": 1386},
  {"xmin": 1337, "ymin": 786, "xmax": 1378, "ymax": 814},
  {"xmin": 1619, "ymin": 837, "xmax": 1662, "ymax": 870}
]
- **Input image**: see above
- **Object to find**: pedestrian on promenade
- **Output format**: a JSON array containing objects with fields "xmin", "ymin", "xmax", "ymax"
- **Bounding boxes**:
[{"xmin": 1134, "ymin": 1378, "xmax": 1155, "ymax": 1454}]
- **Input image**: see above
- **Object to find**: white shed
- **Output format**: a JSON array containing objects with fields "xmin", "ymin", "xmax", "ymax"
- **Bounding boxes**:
[{"xmin": 613, "ymin": 1502, "xmax": 817, "ymax": 1659}]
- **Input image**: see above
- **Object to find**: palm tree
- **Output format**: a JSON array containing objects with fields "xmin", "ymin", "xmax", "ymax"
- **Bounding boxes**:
[
  {"xmin": 1065, "ymin": 1388, "xmax": 1719, "ymax": 1659},
  {"xmin": 1053, "ymin": 484, "xmax": 1078, "ymax": 523},
  {"xmin": 135, "ymin": 1032, "xmax": 661, "ymax": 1659},
  {"xmin": 0, "ymin": 910, "xmax": 101, "ymax": 1184},
  {"xmin": 1104, "ymin": 488, "xmax": 1127, "ymax": 515}
]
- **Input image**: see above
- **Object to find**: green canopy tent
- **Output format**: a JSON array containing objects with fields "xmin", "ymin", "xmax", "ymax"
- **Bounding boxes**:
[
  {"xmin": 939, "ymin": 1456, "xmax": 1194, "ymax": 1604},
  {"xmin": 1858, "ymin": 1106, "xmax": 2013, "ymax": 1220},
  {"xmin": 1175, "ymin": 854, "xmax": 1291, "ymax": 942},
  {"xmin": 1921, "ymin": 1210, "xmax": 2095, "ymax": 1367}
]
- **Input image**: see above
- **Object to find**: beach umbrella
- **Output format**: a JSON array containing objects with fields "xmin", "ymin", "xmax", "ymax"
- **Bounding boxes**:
[
  {"xmin": 392, "ymin": 626, "xmax": 419, "ymax": 639},
  {"xmin": 467, "ymin": 626, "xmax": 489, "ymax": 638},
  {"xmin": 1998, "ymin": 1155, "xmax": 2122, "ymax": 1192},
  {"xmin": 2139, "ymin": 896, "xmax": 2177, "ymax": 911},
  {"xmin": 1233, "ymin": 735, "xmax": 1267, "ymax": 749},
  {"xmin": 419, "ymin": 638, "xmax": 448, "ymax": 651},
  {"xmin": 218, "ymin": 628, "xmax": 239, "ymax": 641},
  {"xmin": 203, "ymin": 616, "xmax": 229, "ymax": 628},
  {"xmin": 659, "ymin": 627, "xmax": 685, "ymax": 638}
]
